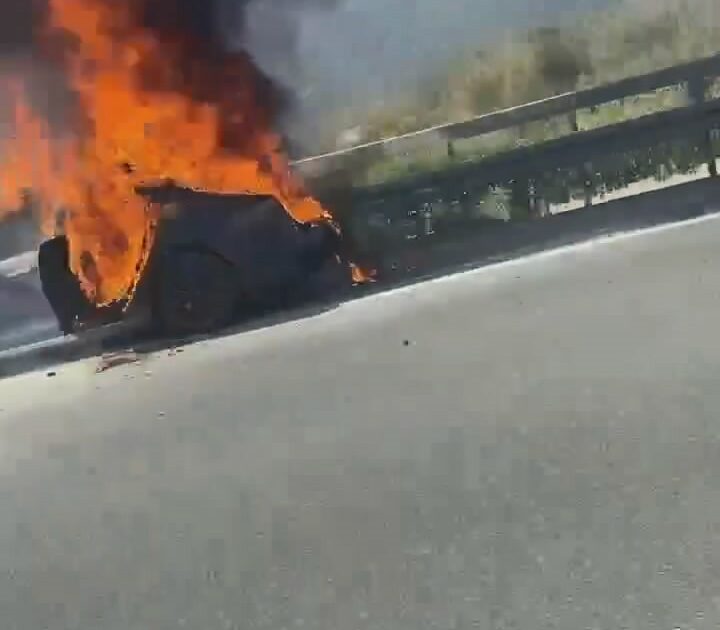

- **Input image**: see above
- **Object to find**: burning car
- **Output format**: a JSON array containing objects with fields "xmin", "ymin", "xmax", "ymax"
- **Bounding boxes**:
[
  {"xmin": 2, "ymin": 0, "xmax": 370, "ymax": 340},
  {"xmin": 38, "ymin": 185, "xmax": 355, "ymax": 337}
]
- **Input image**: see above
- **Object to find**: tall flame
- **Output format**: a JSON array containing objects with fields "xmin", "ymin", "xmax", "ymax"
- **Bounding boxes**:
[{"xmin": 0, "ymin": 0, "xmax": 336, "ymax": 305}]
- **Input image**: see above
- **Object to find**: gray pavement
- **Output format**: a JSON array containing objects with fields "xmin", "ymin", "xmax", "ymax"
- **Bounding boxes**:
[
  {"xmin": 2, "ymin": 215, "xmax": 720, "ymax": 629},
  {"xmin": 0, "ymin": 274, "xmax": 57, "ymax": 353}
]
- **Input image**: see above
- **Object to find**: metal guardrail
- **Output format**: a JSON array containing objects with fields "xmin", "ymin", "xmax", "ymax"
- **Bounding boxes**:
[
  {"xmin": 352, "ymin": 96, "xmax": 720, "ymax": 200},
  {"xmin": 293, "ymin": 53, "xmax": 720, "ymax": 180},
  {"xmin": 297, "ymin": 54, "xmax": 720, "ymax": 261}
]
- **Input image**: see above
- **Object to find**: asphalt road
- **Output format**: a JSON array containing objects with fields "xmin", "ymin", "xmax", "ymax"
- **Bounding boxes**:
[
  {"xmin": 2, "ymin": 215, "xmax": 720, "ymax": 629},
  {"xmin": 0, "ymin": 262, "xmax": 57, "ymax": 353}
]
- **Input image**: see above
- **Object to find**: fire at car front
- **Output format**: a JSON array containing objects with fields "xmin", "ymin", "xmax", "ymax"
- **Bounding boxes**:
[
  {"xmin": 1, "ymin": 0, "xmax": 371, "ymax": 340},
  {"xmin": 38, "ymin": 184, "xmax": 362, "ymax": 337}
]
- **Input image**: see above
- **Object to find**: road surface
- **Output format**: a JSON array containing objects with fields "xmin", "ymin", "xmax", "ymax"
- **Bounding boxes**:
[
  {"xmin": 1, "ymin": 215, "xmax": 720, "ymax": 629},
  {"xmin": 0, "ymin": 251, "xmax": 58, "ymax": 353}
]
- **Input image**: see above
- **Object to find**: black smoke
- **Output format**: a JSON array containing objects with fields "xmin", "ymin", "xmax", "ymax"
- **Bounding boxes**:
[
  {"xmin": 0, "ymin": 0, "xmax": 314, "ymax": 55},
  {"xmin": 129, "ymin": 0, "xmax": 290, "ymax": 150},
  {"xmin": 0, "ymin": 0, "xmax": 76, "ymax": 131},
  {"xmin": 0, "ymin": 0, "xmax": 341, "ymax": 150},
  {"xmin": 0, "ymin": 0, "xmax": 43, "ymax": 56},
  {"xmin": 133, "ymin": 0, "xmax": 342, "ymax": 143}
]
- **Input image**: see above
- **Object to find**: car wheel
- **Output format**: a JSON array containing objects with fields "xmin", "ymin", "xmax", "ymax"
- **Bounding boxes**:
[
  {"xmin": 153, "ymin": 247, "xmax": 238, "ymax": 336},
  {"xmin": 37, "ymin": 236, "xmax": 96, "ymax": 335}
]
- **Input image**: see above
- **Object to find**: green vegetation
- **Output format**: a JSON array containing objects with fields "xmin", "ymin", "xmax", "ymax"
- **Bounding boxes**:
[{"xmin": 316, "ymin": 0, "xmax": 720, "ymax": 188}]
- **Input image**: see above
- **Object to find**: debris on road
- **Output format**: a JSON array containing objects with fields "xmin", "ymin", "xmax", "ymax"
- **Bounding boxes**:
[{"xmin": 95, "ymin": 351, "xmax": 139, "ymax": 374}]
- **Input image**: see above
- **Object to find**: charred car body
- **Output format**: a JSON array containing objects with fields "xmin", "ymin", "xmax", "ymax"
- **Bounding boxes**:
[{"xmin": 38, "ymin": 186, "xmax": 354, "ymax": 337}]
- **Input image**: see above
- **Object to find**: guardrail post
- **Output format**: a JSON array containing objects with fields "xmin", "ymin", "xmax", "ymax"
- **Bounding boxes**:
[
  {"xmin": 422, "ymin": 203, "xmax": 434, "ymax": 236},
  {"xmin": 528, "ymin": 178, "xmax": 550, "ymax": 218},
  {"xmin": 568, "ymin": 110, "xmax": 579, "ymax": 133},
  {"xmin": 687, "ymin": 75, "xmax": 718, "ymax": 177},
  {"xmin": 583, "ymin": 162, "xmax": 594, "ymax": 208}
]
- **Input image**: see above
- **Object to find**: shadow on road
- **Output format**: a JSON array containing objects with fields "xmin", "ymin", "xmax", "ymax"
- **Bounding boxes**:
[{"xmin": 0, "ymin": 293, "xmax": 352, "ymax": 380}]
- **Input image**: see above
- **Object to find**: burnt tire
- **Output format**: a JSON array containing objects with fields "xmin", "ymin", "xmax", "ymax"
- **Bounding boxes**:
[
  {"xmin": 153, "ymin": 247, "xmax": 238, "ymax": 337},
  {"xmin": 37, "ymin": 236, "xmax": 95, "ymax": 335}
]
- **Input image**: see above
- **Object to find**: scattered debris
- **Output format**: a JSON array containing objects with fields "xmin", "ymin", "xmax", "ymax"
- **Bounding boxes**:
[{"xmin": 96, "ymin": 350, "xmax": 139, "ymax": 374}]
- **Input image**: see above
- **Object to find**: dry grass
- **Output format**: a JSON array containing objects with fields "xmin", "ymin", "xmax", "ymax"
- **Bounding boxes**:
[{"xmin": 312, "ymin": 0, "xmax": 720, "ymax": 187}]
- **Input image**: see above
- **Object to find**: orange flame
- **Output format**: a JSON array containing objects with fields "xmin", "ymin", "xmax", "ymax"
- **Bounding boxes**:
[{"xmin": 0, "ymin": 0, "xmax": 339, "ymax": 305}]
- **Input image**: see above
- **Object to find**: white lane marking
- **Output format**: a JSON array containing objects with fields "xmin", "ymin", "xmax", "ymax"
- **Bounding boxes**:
[{"xmin": 0, "ymin": 251, "xmax": 37, "ymax": 278}]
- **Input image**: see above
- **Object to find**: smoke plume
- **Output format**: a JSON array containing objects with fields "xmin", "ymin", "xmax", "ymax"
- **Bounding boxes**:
[{"xmin": 0, "ymin": 0, "xmax": 341, "ymax": 136}]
